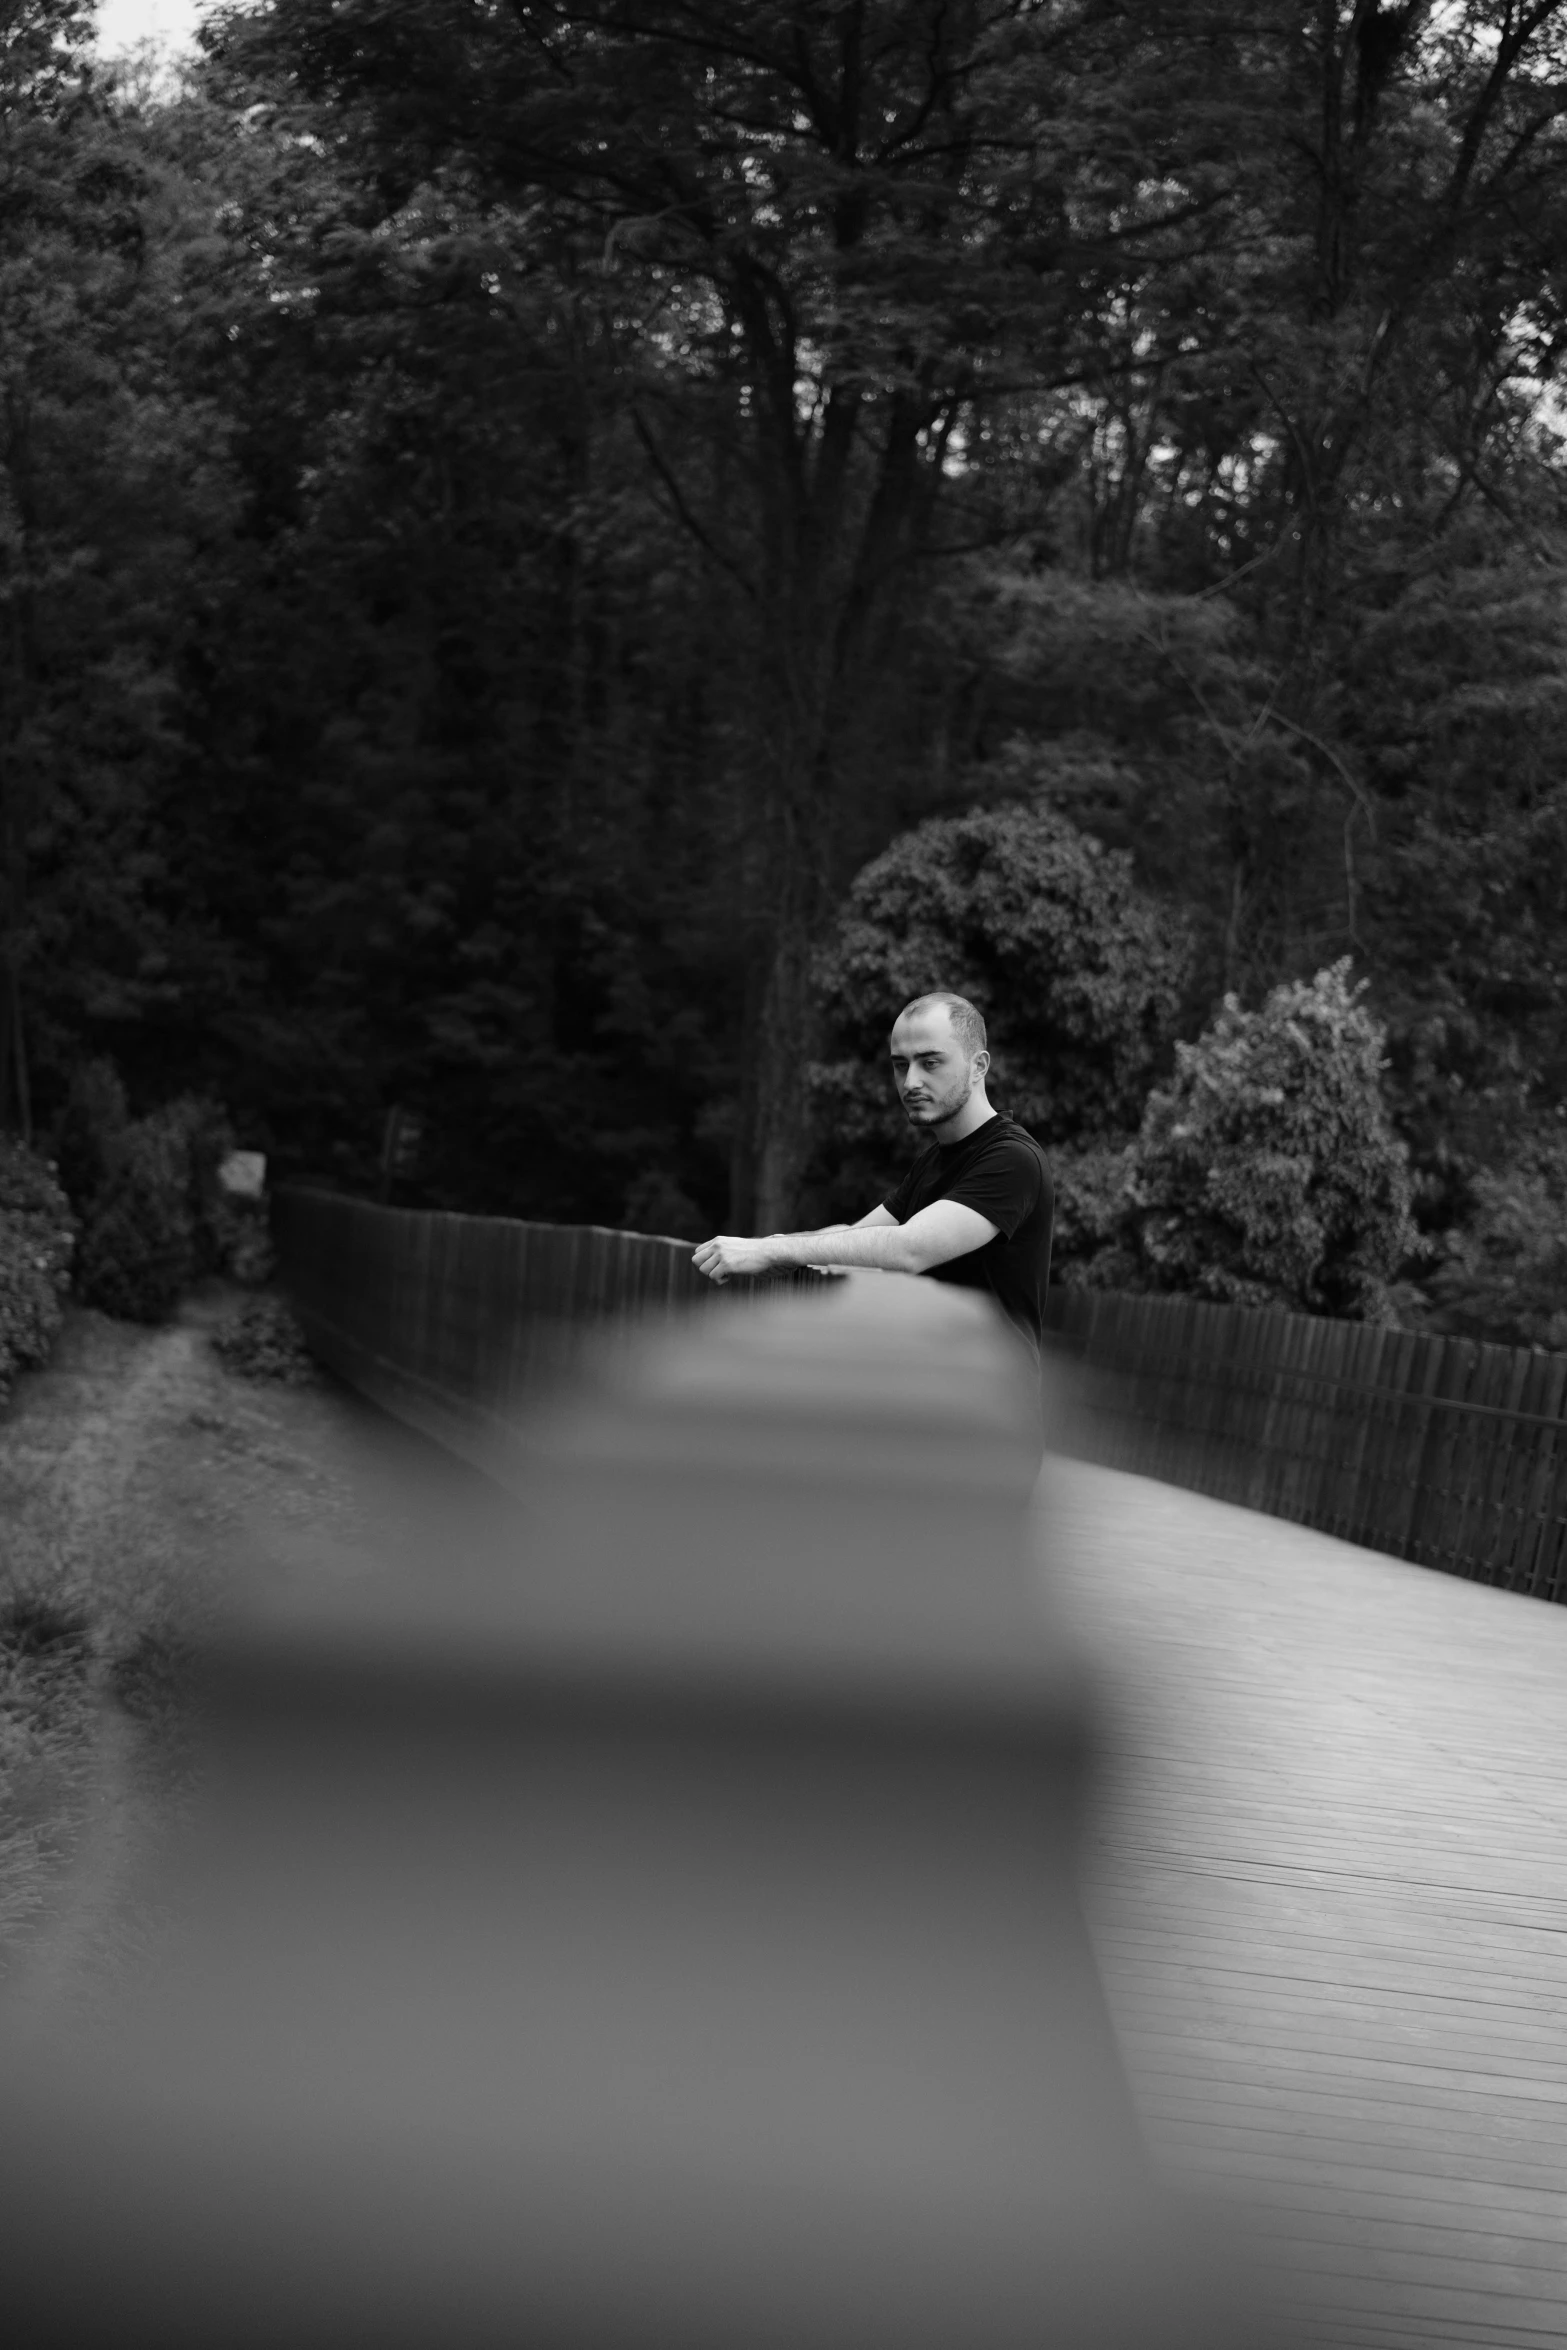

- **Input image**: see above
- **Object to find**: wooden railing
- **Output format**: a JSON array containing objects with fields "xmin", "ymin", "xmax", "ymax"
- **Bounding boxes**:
[
  {"xmin": 1044, "ymin": 1286, "xmax": 1567, "ymax": 1602},
  {"xmin": 274, "ymin": 1188, "xmax": 1567, "ymax": 1603},
  {"xmin": 272, "ymin": 1184, "xmax": 827, "ymax": 1471}
]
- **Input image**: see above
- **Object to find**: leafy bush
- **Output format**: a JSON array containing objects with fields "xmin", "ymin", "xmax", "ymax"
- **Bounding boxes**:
[
  {"xmin": 1414, "ymin": 1133, "xmax": 1567, "ymax": 1349},
  {"xmin": 0, "ymin": 1141, "xmax": 78, "ymax": 1403},
  {"xmin": 53, "ymin": 1058, "xmax": 130, "ymax": 1222},
  {"xmin": 809, "ymin": 788, "xmax": 1192, "ymax": 1205},
  {"xmin": 77, "ymin": 1096, "xmax": 235, "ymax": 1324},
  {"xmin": 210, "ymin": 1295, "xmax": 317, "ymax": 1385},
  {"xmin": 222, "ymin": 1211, "xmax": 276, "ymax": 1288},
  {"xmin": 1117, "ymin": 962, "xmax": 1418, "ymax": 1321},
  {"xmin": 1048, "ymin": 1139, "xmax": 1140, "ymax": 1289}
]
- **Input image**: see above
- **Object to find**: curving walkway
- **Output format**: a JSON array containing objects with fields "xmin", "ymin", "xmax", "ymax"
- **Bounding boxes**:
[{"xmin": 1040, "ymin": 1454, "xmax": 1567, "ymax": 2350}]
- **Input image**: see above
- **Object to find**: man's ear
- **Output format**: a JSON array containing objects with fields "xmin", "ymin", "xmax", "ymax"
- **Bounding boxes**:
[{"xmin": 974, "ymin": 1049, "xmax": 991, "ymax": 1079}]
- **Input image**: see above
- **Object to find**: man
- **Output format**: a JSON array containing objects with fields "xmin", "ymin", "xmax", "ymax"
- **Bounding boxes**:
[{"xmin": 693, "ymin": 992, "xmax": 1054, "ymax": 1359}]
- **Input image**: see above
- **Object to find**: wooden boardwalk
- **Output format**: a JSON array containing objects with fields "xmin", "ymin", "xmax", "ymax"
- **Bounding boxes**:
[{"xmin": 1040, "ymin": 1456, "xmax": 1567, "ymax": 2350}]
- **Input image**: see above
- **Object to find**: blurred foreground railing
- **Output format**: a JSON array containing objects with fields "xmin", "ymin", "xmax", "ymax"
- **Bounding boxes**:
[
  {"xmin": 1045, "ymin": 1286, "xmax": 1567, "ymax": 1601},
  {"xmin": 0, "ymin": 1257, "xmax": 1272, "ymax": 2349}
]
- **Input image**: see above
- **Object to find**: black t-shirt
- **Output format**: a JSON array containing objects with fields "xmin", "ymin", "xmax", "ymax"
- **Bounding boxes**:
[{"xmin": 882, "ymin": 1113, "xmax": 1055, "ymax": 1356}]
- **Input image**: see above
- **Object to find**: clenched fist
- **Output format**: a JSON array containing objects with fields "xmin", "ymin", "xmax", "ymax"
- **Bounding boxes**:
[{"xmin": 691, "ymin": 1235, "xmax": 782, "ymax": 1284}]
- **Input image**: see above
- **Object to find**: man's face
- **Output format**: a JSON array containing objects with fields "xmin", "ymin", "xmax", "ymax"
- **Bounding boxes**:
[{"xmin": 888, "ymin": 1008, "xmax": 981, "ymax": 1130}]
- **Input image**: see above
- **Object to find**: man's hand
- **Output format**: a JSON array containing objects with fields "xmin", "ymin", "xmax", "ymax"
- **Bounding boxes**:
[{"xmin": 692, "ymin": 1235, "xmax": 783, "ymax": 1285}]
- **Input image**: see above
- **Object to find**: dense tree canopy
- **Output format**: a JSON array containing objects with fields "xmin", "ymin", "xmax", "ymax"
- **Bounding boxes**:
[{"xmin": 3, "ymin": 0, "xmax": 1567, "ymax": 1336}]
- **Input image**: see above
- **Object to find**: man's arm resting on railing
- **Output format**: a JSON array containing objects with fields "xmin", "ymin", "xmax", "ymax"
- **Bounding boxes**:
[{"xmin": 692, "ymin": 1199, "xmax": 998, "ymax": 1285}]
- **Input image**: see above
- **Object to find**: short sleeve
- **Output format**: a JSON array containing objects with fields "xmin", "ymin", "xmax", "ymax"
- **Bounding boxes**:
[
  {"xmin": 882, "ymin": 1163, "xmax": 919, "ymax": 1224},
  {"xmin": 944, "ymin": 1141, "xmax": 1043, "ymax": 1240}
]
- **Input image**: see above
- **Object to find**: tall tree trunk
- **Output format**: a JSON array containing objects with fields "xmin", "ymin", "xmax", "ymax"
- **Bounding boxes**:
[
  {"xmin": 0, "ymin": 962, "xmax": 12, "ymax": 1139},
  {"xmin": 4, "ymin": 964, "xmax": 30, "ymax": 1143},
  {"xmin": 728, "ymin": 658, "xmax": 833, "ymax": 1230},
  {"xmin": 740, "ymin": 831, "xmax": 829, "ymax": 1235},
  {"xmin": 0, "ymin": 744, "xmax": 30, "ymax": 1144},
  {"xmin": 728, "ymin": 395, "xmax": 932, "ymax": 1230},
  {"xmin": 1, "ymin": 393, "xmax": 38, "ymax": 1146}
]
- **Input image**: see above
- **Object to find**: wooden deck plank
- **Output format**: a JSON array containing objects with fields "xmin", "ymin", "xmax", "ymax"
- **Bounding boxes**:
[{"xmin": 1040, "ymin": 1455, "xmax": 1567, "ymax": 2349}]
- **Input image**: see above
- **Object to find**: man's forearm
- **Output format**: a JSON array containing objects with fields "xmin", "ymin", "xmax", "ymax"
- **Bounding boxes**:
[{"xmin": 764, "ymin": 1225, "xmax": 917, "ymax": 1275}]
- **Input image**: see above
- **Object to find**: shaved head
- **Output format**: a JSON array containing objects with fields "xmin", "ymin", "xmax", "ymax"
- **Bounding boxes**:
[
  {"xmin": 894, "ymin": 992, "xmax": 987, "ymax": 1058},
  {"xmin": 888, "ymin": 993, "xmax": 993, "ymax": 1139}
]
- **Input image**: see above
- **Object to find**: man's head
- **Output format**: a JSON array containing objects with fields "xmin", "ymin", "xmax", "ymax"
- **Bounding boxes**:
[{"xmin": 888, "ymin": 993, "xmax": 990, "ymax": 1132}]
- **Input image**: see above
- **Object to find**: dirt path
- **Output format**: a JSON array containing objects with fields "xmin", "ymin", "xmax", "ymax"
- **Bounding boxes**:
[{"xmin": 0, "ymin": 1290, "xmax": 420, "ymax": 1996}]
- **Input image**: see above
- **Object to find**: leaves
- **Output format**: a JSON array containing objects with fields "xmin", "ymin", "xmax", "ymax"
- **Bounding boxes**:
[
  {"xmin": 0, "ymin": 1138, "xmax": 76, "ymax": 1397},
  {"xmin": 1120, "ymin": 962, "xmax": 1419, "ymax": 1322}
]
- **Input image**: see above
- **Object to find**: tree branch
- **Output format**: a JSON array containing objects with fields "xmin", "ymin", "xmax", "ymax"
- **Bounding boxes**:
[{"xmin": 630, "ymin": 407, "xmax": 758, "ymax": 601}]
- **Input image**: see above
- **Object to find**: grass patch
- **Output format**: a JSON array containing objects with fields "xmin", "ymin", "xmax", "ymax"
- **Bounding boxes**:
[{"xmin": 0, "ymin": 1594, "xmax": 94, "ymax": 1752}]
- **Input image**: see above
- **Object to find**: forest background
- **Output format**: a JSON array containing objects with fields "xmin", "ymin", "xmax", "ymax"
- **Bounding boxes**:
[{"xmin": 6, "ymin": 0, "xmax": 1567, "ymax": 1348}]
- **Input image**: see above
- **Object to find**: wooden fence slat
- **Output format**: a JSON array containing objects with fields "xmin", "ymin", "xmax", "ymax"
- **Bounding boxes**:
[
  {"xmin": 1514, "ymin": 1353, "xmax": 1567, "ymax": 1599},
  {"xmin": 1409, "ymin": 1333, "xmax": 1475, "ymax": 1577},
  {"xmin": 1260, "ymin": 1304, "xmax": 1292, "ymax": 1511},
  {"xmin": 1193, "ymin": 1297, "xmax": 1231, "ymax": 1494},
  {"xmin": 273, "ymin": 1188, "xmax": 833, "ymax": 1460},
  {"xmin": 1355, "ymin": 1321, "xmax": 1398, "ymax": 1551},
  {"xmin": 1326, "ymin": 1318, "xmax": 1379, "ymax": 1541},
  {"xmin": 1284, "ymin": 1310, "xmax": 1322, "ymax": 1528},
  {"xmin": 1476, "ymin": 1339, "xmax": 1532, "ymax": 1589},
  {"xmin": 1459, "ymin": 1338, "xmax": 1500, "ymax": 1580},
  {"xmin": 1146, "ymin": 1299, "xmax": 1169, "ymax": 1481},
  {"xmin": 1460, "ymin": 1338, "xmax": 1506, "ymax": 1581},
  {"xmin": 1386, "ymin": 1326, "xmax": 1443, "ymax": 1568},
  {"xmin": 1239, "ymin": 1303, "xmax": 1269, "ymax": 1516},
  {"xmin": 1305, "ymin": 1314, "xmax": 1337, "ymax": 1534},
  {"xmin": 1195, "ymin": 1298, "xmax": 1232, "ymax": 1498},
  {"xmin": 1297, "ymin": 1311, "xmax": 1330, "ymax": 1530},
  {"xmin": 1273, "ymin": 1309, "xmax": 1306, "ymax": 1526},
  {"xmin": 1539, "ymin": 1429, "xmax": 1567, "ymax": 1605},
  {"xmin": 1366, "ymin": 1324, "xmax": 1421, "ymax": 1559}
]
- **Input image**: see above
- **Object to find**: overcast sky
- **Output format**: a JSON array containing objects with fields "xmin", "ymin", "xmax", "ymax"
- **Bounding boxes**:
[{"xmin": 95, "ymin": 0, "xmax": 206, "ymax": 53}]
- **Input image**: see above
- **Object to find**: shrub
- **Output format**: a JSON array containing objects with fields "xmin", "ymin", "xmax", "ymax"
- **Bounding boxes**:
[
  {"xmin": 222, "ymin": 1212, "xmax": 276, "ymax": 1288},
  {"xmin": 1048, "ymin": 1139, "xmax": 1140, "ymax": 1289},
  {"xmin": 173, "ymin": 1098, "xmax": 240, "ymax": 1280},
  {"xmin": 209, "ymin": 1295, "xmax": 316, "ymax": 1385},
  {"xmin": 809, "ymin": 791, "xmax": 1192, "ymax": 1206},
  {"xmin": 1414, "ymin": 1133, "xmax": 1567, "ymax": 1348},
  {"xmin": 1121, "ymin": 961, "xmax": 1418, "ymax": 1321},
  {"xmin": 0, "ymin": 1140, "xmax": 78, "ymax": 1403},
  {"xmin": 52, "ymin": 1058, "xmax": 130, "ymax": 1222},
  {"xmin": 77, "ymin": 1096, "xmax": 235, "ymax": 1324}
]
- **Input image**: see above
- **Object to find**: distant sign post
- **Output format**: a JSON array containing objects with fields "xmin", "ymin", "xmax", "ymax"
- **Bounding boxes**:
[{"xmin": 217, "ymin": 1151, "xmax": 267, "ymax": 1203}]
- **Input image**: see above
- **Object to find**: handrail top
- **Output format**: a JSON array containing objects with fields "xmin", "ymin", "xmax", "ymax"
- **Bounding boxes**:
[{"xmin": 238, "ymin": 1273, "xmax": 1066, "ymax": 1722}]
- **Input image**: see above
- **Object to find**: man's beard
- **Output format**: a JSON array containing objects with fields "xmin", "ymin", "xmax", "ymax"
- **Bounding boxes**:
[{"xmin": 904, "ymin": 1070, "xmax": 974, "ymax": 1127}]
